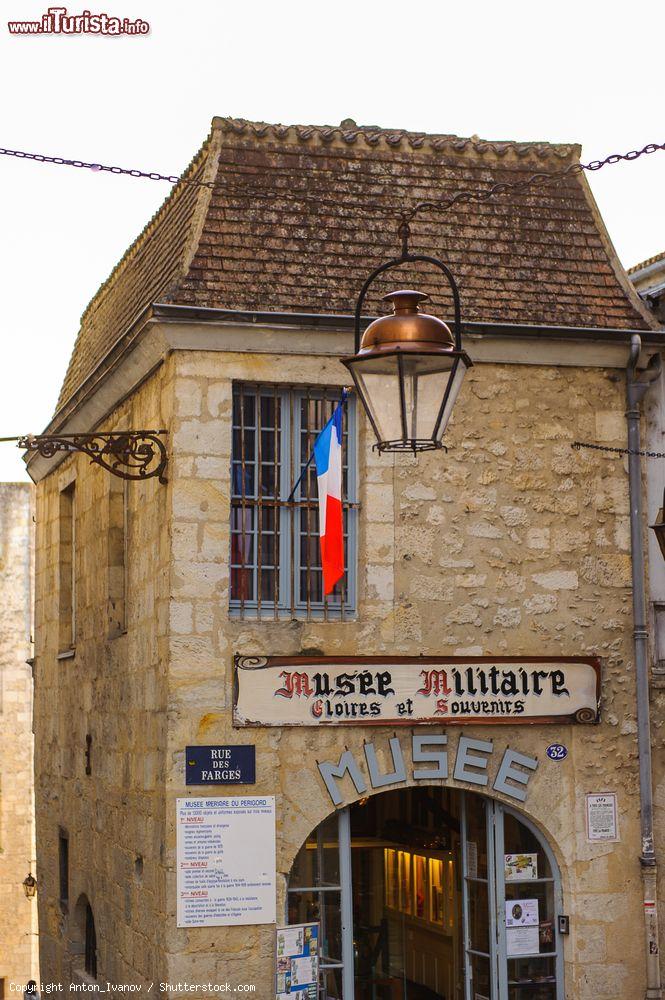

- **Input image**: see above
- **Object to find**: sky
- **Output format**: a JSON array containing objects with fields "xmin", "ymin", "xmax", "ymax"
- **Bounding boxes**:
[{"xmin": 0, "ymin": 0, "xmax": 663, "ymax": 481}]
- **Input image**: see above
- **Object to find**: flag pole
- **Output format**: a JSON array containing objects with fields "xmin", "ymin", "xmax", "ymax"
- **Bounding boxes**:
[
  {"xmin": 286, "ymin": 452, "xmax": 315, "ymax": 503},
  {"xmin": 285, "ymin": 388, "xmax": 351, "ymax": 503}
]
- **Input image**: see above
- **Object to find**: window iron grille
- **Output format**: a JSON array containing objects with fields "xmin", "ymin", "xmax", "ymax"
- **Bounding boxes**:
[{"xmin": 230, "ymin": 383, "xmax": 358, "ymax": 620}]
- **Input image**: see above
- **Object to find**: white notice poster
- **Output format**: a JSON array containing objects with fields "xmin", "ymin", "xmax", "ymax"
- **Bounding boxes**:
[
  {"xmin": 586, "ymin": 793, "xmax": 619, "ymax": 842},
  {"xmin": 177, "ymin": 796, "xmax": 276, "ymax": 927},
  {"xmin": 506, "ymin": 925, "xmax": 540, "ymax": 957}
]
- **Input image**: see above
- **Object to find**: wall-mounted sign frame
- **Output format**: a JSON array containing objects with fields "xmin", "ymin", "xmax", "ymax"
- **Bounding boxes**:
[
  {"xmin": 275, "ymin": 922, "xmax": 319, "ymax": 1000},
  {"xmin": 185, "ymin": 745, "xmax": 256, "ymax": 785},
  {"xmin": 233, "ymin": 655, "xmax": 601, "ymax": 727}
]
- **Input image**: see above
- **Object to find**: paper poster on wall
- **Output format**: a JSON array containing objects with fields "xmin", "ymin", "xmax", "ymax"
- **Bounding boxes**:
[
  {"xmin": 275, "ymin": 922, "xmax": 319, "ymax": 1000},
  {"xmin": 504, "ymin": 853, "xmax": 538, "ymax": 881},
  {"xmin": 586, "ymin": 793, "xmax": 619, "ymax": 842},
  {"xmin": 176, "ymin": 796, "xmax": 276, "ymax": 927}
]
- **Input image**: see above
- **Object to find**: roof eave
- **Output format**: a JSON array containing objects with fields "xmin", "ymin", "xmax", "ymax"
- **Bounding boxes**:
[{"xmin": 151, "ymin": 301, "xmax": 664, "ymax": 342}]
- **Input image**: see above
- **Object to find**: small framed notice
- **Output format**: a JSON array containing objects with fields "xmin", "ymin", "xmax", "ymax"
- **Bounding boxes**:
[
  {"xmin": 586, "ymin": 792, "xmax": 619, "ymax": 842},
  {"xmin": 276, "ymin": 922, "xmax": 319, "ymax": 1000}
]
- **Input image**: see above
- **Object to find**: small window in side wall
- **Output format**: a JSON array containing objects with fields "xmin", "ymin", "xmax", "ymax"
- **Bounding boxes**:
[
  {"xmin": 58, "ymin": 482, "xmax": 76, "ymax": 653},
  {"xmin": 652, "ymin": 602, "xmax": 665, "ymax": 667},
  {"xmin": 108, "ymin": 476, "xmax": 128, "ymax": 636},
  {"xmin": 85, "ymin": 902, "xmax": 97, "ymax": 978},
  {"xmin": 59, "ymin": 828, "xmax": 69, "ymax": 910},
  {"xmin": 230, "ymin": 383, "xmax": 358, "ymax": 620},
  {"xmin": 0, "ymin": 977, "xmax": 6, "ymax": 1000}
]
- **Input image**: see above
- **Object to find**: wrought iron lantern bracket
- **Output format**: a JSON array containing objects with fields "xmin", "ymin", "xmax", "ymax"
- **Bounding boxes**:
[{"xmin": 18, "ymin": 430, "xmax": 168, "ymax": 483}]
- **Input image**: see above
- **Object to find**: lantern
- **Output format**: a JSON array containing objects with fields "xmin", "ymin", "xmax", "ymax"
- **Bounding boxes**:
[
  {"xmin": 342, "ymin": 254, "xmax": 471, "ymax": 452},
  {"xmin": 22, "ymin": 872, "xmax": 37, "ymax": 898}
]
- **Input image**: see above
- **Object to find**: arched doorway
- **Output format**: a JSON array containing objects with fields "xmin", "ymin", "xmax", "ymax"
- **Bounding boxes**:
[
  {"xmin": 286, "ymin": 787, "xmax": 564, "ymax": 1000},
  {"xmin": 69, "ymin": 894, "xmax": 98, "ymax": 980}
]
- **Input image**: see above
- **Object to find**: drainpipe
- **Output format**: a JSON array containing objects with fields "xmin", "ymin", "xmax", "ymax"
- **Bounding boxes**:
[{"xmin": 626, "ymin": 333, "xmax": 663, "ymax": 1000}]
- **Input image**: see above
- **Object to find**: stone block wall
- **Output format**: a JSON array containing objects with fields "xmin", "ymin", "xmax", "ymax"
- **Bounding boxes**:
[
  {"xmin": 162, "ymin": 352, "xmax": 647, "ymax": 1000},
  {"xmin": 34, "ymin": 364, "xmax": 174, "ymax": 985},
  {"xmin": 0, "ymin": 482, "xmax": 38, "ymax": 989},
  {"xmin": 33, "ymin": 345, "xmax": 664, "ymax": 999}
]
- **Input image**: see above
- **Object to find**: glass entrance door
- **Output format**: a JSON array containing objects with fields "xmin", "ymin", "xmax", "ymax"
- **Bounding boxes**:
[
  {"xmin": 286, "ymin": 789, "xmax": 564, "ymax": 1000},
  {"xmin": 461, "ymin": 792, "xmax": 496, "ymax": 999},
  {"xmin": 494, "ymin": 804, "xmax": 564, "ymax": 1000}
]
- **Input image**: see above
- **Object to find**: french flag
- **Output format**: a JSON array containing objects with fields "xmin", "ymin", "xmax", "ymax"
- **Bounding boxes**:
[{"xmin": 313, "ymin": 395, "xmax": 345, "ymax": 595}]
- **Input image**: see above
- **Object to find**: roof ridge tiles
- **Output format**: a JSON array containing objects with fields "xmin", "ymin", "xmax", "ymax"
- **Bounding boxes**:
[
  {"xmin": 212, "ymin": 115, "xmax": 579, "ymax": 160},
  {"xmin": 628, "ymin": 249, "xmax": 665, "ymax": 274}
]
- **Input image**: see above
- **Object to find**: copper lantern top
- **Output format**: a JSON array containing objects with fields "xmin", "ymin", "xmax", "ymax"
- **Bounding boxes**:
[{"xmin": 358, "ymin": 290, "xmax": 455, "ymax": 355}]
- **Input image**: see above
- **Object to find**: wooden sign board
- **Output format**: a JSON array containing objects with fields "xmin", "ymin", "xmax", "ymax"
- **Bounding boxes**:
[{"xmin": 233, "ymin": 655, "xmax": 600, "ymax": 727}]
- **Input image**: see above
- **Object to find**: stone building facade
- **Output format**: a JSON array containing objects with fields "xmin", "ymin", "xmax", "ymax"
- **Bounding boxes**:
[
  {"xmin": 630, "ymin": 251, "xmax": 665, "ymax": 324},
  {"xmin": 29, "ymin": 119, "xmax": 665, "ymax": 999},
  {"xmin": 0, "ymin": 483, "xmax": 39, "ymax": 991}
]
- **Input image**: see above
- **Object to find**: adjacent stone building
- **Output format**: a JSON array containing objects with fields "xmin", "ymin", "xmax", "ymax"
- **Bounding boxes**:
[
  {"xmin": 29, "ymin": 118, "xmax": 665, "ymax": 999},
  {"xmin": 0, "ymin": 483, "xmax": 39, "ymax": 991},
  {"xmin": 631, "ymin": 251, "xmax": 665, "ymax": 324}
]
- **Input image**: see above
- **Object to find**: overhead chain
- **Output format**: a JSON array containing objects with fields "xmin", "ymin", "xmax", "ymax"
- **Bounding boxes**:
[
  {"xmin": 572, "ymin": 441, "xmax": 665, "ymax": 459},
  {"xmin": 402, "ymin": 142, "xmax": 665, "ymax": 226},
  {"xmin": 0, "ymin": 145, "xmax": 184, "ymax": 184},
  {"xmin": 1, "ymin": 139, "xmax": 664, "ymax": 214}
]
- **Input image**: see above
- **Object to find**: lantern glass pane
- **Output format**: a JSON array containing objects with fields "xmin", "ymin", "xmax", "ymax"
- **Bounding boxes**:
[
  {"xmin": 400, "ymin": 355, "xmax": 456, "ymax": 443},
  {"xmin": 346, "ymin": 356, "xmax": 404, "ymax": 444},
  {"xmin": 346, "ymin": 352, "xmax": 460, "ymax": 447},
  {"xmin": 435, "ymin": 357, "xmax": 469, "ymax": 442}
]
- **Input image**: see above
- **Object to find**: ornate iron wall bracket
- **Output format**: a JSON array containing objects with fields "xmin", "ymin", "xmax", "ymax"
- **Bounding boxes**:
[{"xmin": 18, "ymin": 430, "xmax": 168, "ymax": 483}]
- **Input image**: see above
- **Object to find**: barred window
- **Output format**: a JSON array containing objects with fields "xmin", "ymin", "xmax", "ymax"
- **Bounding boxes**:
[{"xmin": 230, "ymin": 383, "xmax": 357, "ymax": 619}]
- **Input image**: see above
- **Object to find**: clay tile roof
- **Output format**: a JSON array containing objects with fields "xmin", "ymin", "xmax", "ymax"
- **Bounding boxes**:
[
  {"xmin": 55, "ymin": 115, "xmax": 657, "ymax": 416},
  {"xmin": 628, "ymin": 249, "xmax": 665, "ymax": 274}
]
